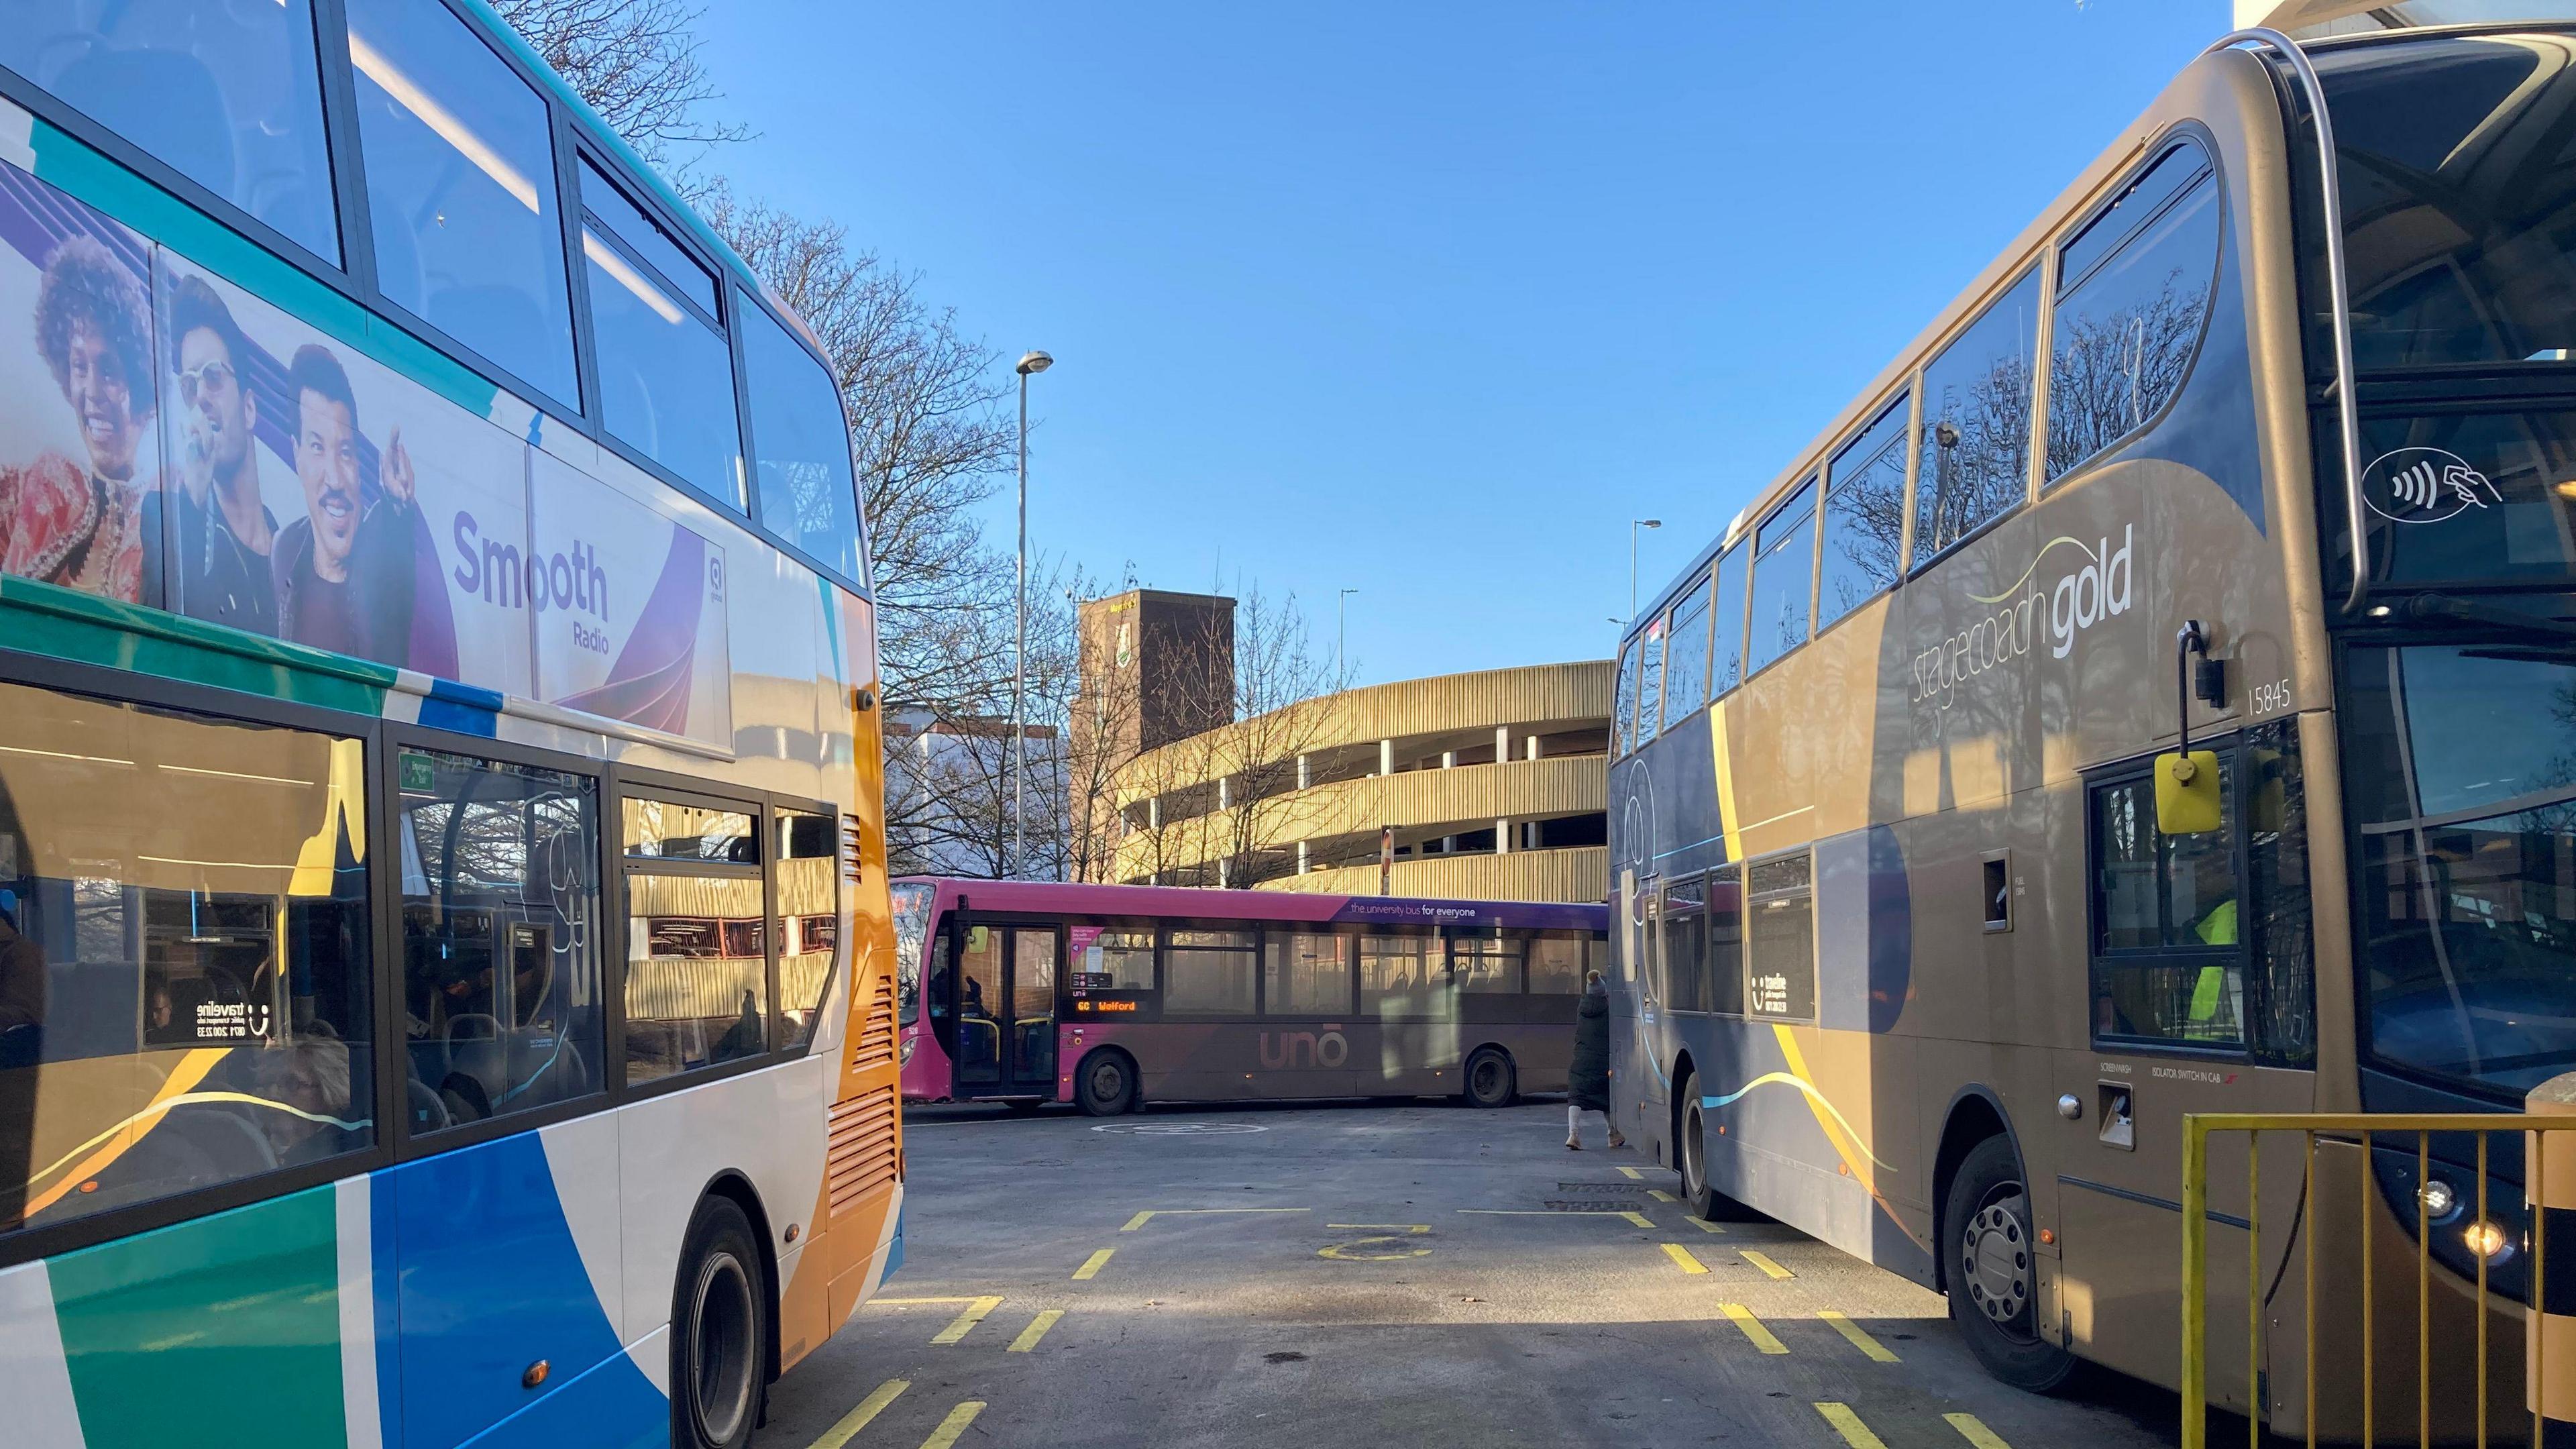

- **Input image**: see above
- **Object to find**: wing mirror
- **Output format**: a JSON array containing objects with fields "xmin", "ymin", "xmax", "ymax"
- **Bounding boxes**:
[{"xmin": 2155, "ymin": 621, "xmax": 2224, "ymax": 835}]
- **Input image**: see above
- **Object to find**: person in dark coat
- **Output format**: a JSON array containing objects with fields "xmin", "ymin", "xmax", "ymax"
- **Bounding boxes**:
[{"xmin": 1567, "ymin": 969, "xmax": 1624, "ymax": 1149}]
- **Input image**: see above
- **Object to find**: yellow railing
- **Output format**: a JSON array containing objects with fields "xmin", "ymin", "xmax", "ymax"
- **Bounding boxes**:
[{"xmin": 2180, "ymin": 1112, "xmax": 2563, "ymax": 1448}]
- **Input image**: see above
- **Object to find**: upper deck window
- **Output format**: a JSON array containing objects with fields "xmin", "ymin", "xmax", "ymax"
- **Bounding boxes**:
[
  {"xmin": 2046, "ymin": 143, "xmax": 2220, "ymax": 484},
  {"xmin": 1747, "ymin": 478, "xmax": 1817, "ymax": 675},
  {"xmin": 1913, "ymin": 267, "xmax": 2040, "ymax": 566},
  {"xmin": 1612, "ymin": 636, "xmax": 1640, "ymax": 757},
  {"xmin": 2314, "ymin": 36, "xmax": 2576, "ymax": 370},
  {"xmin": 1819, "ymin": 395, "xmax": 1908, "ymax": 627},
  {"xmin": 578, "ymin": 159, "xmax": 741, "ymax": 507},
  {"xmin": 3, "ymin": 1, "xmax": 339, "ymax": 262},
  {"xmin": 740, "ymin": 298, "xmax": 864, "ymax": 586},
  {"xmin": 1661, "ymin": 574, "xmax": 1713, "ymax": 725},
  {"xmin": 1710, "ymin": 543, "xmax": 1746, "ymax": 696},
  {"xmin": 345, "ymin": 0, "xmax": 578, "ymax": 407},
  {"xmin": 1635, "ymin": 610, "xmax": 1666, "ymax": 745}
]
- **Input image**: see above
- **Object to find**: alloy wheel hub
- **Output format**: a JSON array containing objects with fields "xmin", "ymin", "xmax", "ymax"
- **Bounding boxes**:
[{"xmin": 1961, "ymin": 1199, "xmax": 2032, "ymax": 1327}]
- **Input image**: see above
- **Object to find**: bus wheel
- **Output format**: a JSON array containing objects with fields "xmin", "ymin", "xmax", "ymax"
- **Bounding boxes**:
[
  {"xmin": 672, "ymin": 1195, "xmax": 768, "ymax": 1449},
  {"xmin": 1076, "ymin": 1049, "xmax": 1138, "ymax": 1116},
  {"xmin": 1463, "ymin": 1047, "xmax": 1515, "ymax": 1108},
  {"xmin": 1943, "ymin": 1136, "xmax": 2076, "ymax": 1394},
  {"xmin": 1677, "ymin": 1074, "xmax": 1719, "ymax": 1218}
]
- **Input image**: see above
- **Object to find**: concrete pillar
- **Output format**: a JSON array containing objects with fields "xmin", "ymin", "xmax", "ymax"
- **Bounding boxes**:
[
  {"xmin": 1218, "ymin": 777, "xmax": 1231, "ymax": 810},
  {"xmin": 1440, "ymin": 750, "xmax": 1456, "ymax": 769},
  {"xmin": 1496, "ymin": 726, "xmax": 1510, "ymax": 761},
  {"xmin": 1525, "ymin": 734, "xmax": 1541, "ymax": 761},
  {"xmin": 1218, "ymin": 857, "xmax": 1230, "ymax": 888},
  {"xmin": 1297, "ymin": 841, "xmax": 1309, "ymax": 875},
  {"xmin": 1147, "ymin": 797, "xmax": 1161, "ymax": 829},
  {"xmin": 1495, "ymin": 818, "xmax": 1510, "ymax": 855},
  {"xmin": 1379, "ymin": 739, "xmax": 1394, "ymax": 776},
  {"xmin": 1297, "ymin": 753, "xmax": 1311, "ymax": 790}
]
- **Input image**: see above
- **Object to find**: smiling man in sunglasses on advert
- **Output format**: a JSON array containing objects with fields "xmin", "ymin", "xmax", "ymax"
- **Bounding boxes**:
[{"xmin": 147, "ymin": 272, "xmax": 278, "ymax": 633}]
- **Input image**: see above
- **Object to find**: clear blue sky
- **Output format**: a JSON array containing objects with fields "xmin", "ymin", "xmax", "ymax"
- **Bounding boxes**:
[{"xmin": 694, "ymin": 3, "xmax": 2226, "ymax": 687}]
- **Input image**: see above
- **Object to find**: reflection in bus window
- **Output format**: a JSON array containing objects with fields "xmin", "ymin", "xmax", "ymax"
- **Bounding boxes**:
[
  {"xmin": 400, "ymin": 751, "xmax": 602, "ymax": 1128},
  {"xmin": 1661, "ymin": 877, "xmax": 1707, "ymax": 1012},
  {"xmin": 1709, "ymin": 544, "xmax": 1746, "ymax": 696},
  {"xmin": 1661, "ymin": 578, "xmax": 1713, "ymax": 725},
  {"xmin": 3, "ymin": 1, "xmax": 340, "ymax": 261},
  {"xmin": 1746, "ymin": 853, "xmax": 1815, "ymax": 1020},
  {"xmin": 1612, "ymin": 637, "xmax": 1640, "ymax": 757},
  {"xmin": 1163, "ymin": 929, "xmax": 1256, "ymax": 1016},
  {"xmin": 1080, "ymin": 928, "xmax": 1156, "ymax": 991},
  {"xmin": 1708, "ymin": 865, "xmax": 1744, "ymax": 1015},
  {"xmin": 626, "ymin": 875, "xmax": 766, "ymax": 1085},
  {"xmin": 1819, "ymin": 397, "xmax": 1909, "ymax": 626},
  {"xmin": 1747, "ymin": 480, "xmax": 1816, "ymax": 675},
  {"xmin": 890, "ymin": 881, "xmax": 933, "ymax": 1026},
  {"xmin": 1359, "ymin": 934, "xmax": 1449, "ymax": 1020},
  {"xmin": 1265, "ymin": 932, "xmax": 1352, "ymax": 1014},
  {"xmin": 775, "ymin": 809, "xmax": 837, "ymax": 1052},
  {"xmin": 345, "ymin": 0, "xmax": 578, "ymax": 404},
  {"xmin": 1527, "ymin": 936, "xmax": 1585, "ymax": 995},
  {"xmin": 1914, "ymin": 267, "xmax": 2040, "ymax": 564},
  {"xmin": 2088, "ymin": 757, "xmax": 2242, "ymax": 1046},
  {"xmin": 1635, "ymin": 611, "xmax": 1666, "ymax": 745},
  {"xmin": 624, "ymin": 798, "xmax": 756, "ymax": 861},
  {"xmin": 2046, "ymin": 150, "xmax": 2218, "ymax": 483},
  {"xmin": 741, "ymin": 300, "xmax": 864, "ymax": 584},
  {"xmin": 1450, "ymin": 932, "xmax": 1521, "ymax": 994},
  {"xmin": 0, "ymin": 682, "xmax": 372, "ymax": 1234}
]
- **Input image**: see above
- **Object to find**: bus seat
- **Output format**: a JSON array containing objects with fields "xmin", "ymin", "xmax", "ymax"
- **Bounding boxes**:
[{"xmin": 407, "ymin": 1076, "xmax": 451, "ymax": 1134}]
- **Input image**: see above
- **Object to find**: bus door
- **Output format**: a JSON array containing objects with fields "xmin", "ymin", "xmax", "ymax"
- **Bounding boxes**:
[{"xmin": 952, "ymin": 922, "xmax": 1057, "ymax": 1097}]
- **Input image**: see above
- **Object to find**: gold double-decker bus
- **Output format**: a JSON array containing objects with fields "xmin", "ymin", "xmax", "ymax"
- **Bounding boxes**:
[{"xmin": 1609, "ymin": 15, "xmax": 2576, "ymax": 1434}]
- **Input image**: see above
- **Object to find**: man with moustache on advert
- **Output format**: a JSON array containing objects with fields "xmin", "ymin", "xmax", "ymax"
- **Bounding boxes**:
[
  {"xmin": 0, "ymin": 235, "xmax": 150, "ymax": 601},
  {"xmin": 273, "ymin": 343, "xmax": 416, "ymax": 663},
  {"xmin": 145, "ymin": 274, "xmax": 277, "ymax": 633}
]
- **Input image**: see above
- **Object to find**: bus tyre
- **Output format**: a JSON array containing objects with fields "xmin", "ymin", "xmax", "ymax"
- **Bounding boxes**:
[
  {"xmin": 1943, "ymin": 1136, "xmax": 2076, "ymax": 1394},
  {"xmin": 672, "ymin": 1195, "xmax": 768, "ymax": 1449},
  {"xmin": 1076, "ymin": 1049, "xmax": 1138, "ymax": 1116},
  {"xmin": 1677, "ymin": 1074, "xmax": 1720, "ymax": 1220},
  {"xmin": 1463, "ymin": 1047, "xmax": 1515, "ymax": 1108}
]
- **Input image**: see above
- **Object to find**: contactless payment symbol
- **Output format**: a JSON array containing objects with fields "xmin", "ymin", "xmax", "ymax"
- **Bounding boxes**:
[{"xmin": 2363, "ymin": 446, "xmax": 2502, "ymax": 524}]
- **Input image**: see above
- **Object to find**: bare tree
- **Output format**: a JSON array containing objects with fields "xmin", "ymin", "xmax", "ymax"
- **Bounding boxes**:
[{"xmin": 491, "ymin": 0, "xmax": 749, "ymax": 166}]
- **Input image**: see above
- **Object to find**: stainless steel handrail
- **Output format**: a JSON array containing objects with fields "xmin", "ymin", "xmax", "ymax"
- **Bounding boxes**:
[{"xmin": 2207, "ymin": 26, "xmax": 2369, "ymax": 614}]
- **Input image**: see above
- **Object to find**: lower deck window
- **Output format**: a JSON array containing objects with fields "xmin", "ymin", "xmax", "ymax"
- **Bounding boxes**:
[
  {"xmin": 1746, "ymin": 853, "xmax": 1815, "ymax": 1020},
  {"xmin": 1163, "ymin": 929, "xmax": 1256, "ymax": 1015}
]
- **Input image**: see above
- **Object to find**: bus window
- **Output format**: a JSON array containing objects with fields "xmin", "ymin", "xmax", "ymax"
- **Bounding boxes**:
[
  {"xmin": 740, "ymin": 299, "xmax": 865, "ymax": 586},
  {"xmin": 1450, "ymin": 931, "xmax": 1521, "ymax": 994},
  {"xmin": 1527, "ymin": 936, "xmax": 1585, "ymax": 995},
  {"xmin": 890, "ymin": 881, "xmax": 933, "ymax": 1025},
  {"xmin": 1819, "ymin": 396, "xmax": 1909, "ymax": 627},
  {"xmin": 343, "ymin": 0, "xmax": 578, "ymax": 406},
  {"xmin": 1708, "ymin": 865, "xmax": 1745, "ymax": 1015},
  {"xmin": 399, "ymin": 750, "xmax": 603, "ymax": 1130},
  {"xmin": 1081, "ymin": 928, "xmax": 1155, "ymax": 991},
  {"xmin": 1747, "ymin": 478, "xmax": 1817, "ymax": 675},
  {"xmin": 580, "ymin": 160, "xmax": 743, "ymax": 508},
  {"xmin": 773, "ymin": 808, "xmax": 837, "ymax": 1052},
  {"xmin": 0, "ymin": 683, "xmax": 373, "ymax": 1234},
  {"xmin": 1360, "ymin": 934, "xmax": 1448, "ymax": 1020},
  {"xmin": 1635, "ymin": 611, "xmax": 1666, "ymax": 745},
  {"xmin": 1745, "ymin": 853, "xmax": 1815, "ymax": 1020},
  {"xmin": 2045, "ymin": 146, "xmax": 2219, "ymax": 484},
  {"xmin": 1913, "ymin": 266, "xmax": 2041, "ymax": 566},
  {"xmin": 1710, "ymin": 544, "xmax": 1746, "ymax": 696},
  {"xmin": 1612, "ymin": 637, "xmax": 1640, "ymax": 757},
  {"xmin": 1264, "ymin": 932, "xmax": 1352, "ymax": 1014},
  {"xmin": 621, "ymin": 794, "xmax": 767, "ymax": 1085},
  {"xmin": 1163, "ymin": 929, "xmax": 1256, "ymax": 1016},
  {"xmin": 1661, "ymin": 876, "xmax": 1709, "ymax": 1012},
  {"xmin": 2088, "ymin": 757, "xmax": 2243, "ymax": 1047},
  {"xmin": 1662, "ymin": 576, "xmax": 1714, "ymax": 726},
  {"xmin": 2, "ymin": 1, "xmax": 339, "ymax": 262}
]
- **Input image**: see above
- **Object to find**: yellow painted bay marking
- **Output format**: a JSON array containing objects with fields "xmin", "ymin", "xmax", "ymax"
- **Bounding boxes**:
[
  {"xmin": 1740, "ymin": 1249, "xmax": 1794, "ymax": 1280},
  {"xmin": 1326, "ymin": 1224, "xmax": 1430, "ymax": 1233},
  {"xmin": 1944, "ymin": 1412, "xmax": 2011, "ymax": 1448},
  {"xmin": 1819, "ymin": 1309, "xmax": 1898, "ymax": 1362},
  {"xmin": 1682, "ymin": 1216, "xmax": 1724, "ymax": 1234},
  {"xmin": 1007, "ymin": 1309, "xmax": 1064, "ymax": 1353},
  {"xmin": 1320, "ymin": 1236, "xmax": 1430, "ymax": 1260},
  {"xmin": 1617, "ymin": 1166, "xmax": 1644, "ymax": 1180},
  {"xmin": 1455, "ymin": 1209, "xmax": 1653, "ymax": 1228},
  {"xmin": 929, "ymin": 1295, "xmax": 1004, "ymax": 1345},
  {"xmin": 866, "ymin": 1297, "xmax": 982, "ymax": 1306},
  {"xmin": 1120, "ymin": 1208, "xmax": 1309, "ymax": 1232},
  {"xmin": 918, "ymin": 1401, "xmax": 985, "ymax": 1449},
  {"xmin": 804, "ymin": 1379, "xmax": 907, "ymax": 1449},
  {"xmin": 1648, "ymin": 1189, "xmax": 1676, "ymax": 1203},
  {"xmin": 1721, "ymin": 1302, "xmax": 1786, "ymax": 1354},
  {"xmin": 1660, "ymin": 1242, "xmax": 1707, "ymax": 1274},
  {"xmin": 1071, "ymin": 1248, "xmax": 1114, "ymax": 1281},
  {"xmin": 1814, "ymin": 1402, "xmax": 1890, "ymax": 1449}
]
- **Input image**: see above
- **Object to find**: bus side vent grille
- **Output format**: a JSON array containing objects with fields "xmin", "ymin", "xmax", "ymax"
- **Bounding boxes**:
[
  {"xmin": 851, "ymin": 972, "xmax": 898, "ymax": 1071},
  {"xmin": 826, "ymin": 1085, "xmax": 899, "ymax": 1218}
]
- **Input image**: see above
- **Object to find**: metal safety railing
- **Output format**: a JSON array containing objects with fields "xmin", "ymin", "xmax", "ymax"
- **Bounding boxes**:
[{"xmin": 2181, "ymin": 1110, "xmax": 2576, "ymax": 1448}]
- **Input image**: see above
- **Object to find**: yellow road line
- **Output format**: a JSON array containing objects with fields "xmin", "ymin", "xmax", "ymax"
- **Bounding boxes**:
[
  {"xmin": 1648, "ymin": 1189, "xmax": 1676, "ymax": 1202},
  {"xmin": 1072, "ymin": 1248, "xmax": 1114, "ymax": 1281},
  {"xmin": 1621, "ymin": 1210, "xmax": 1653, "ymax": 1228},
  {"xmin": 928, "ymin": 1295, "xmax": 1002, "ymax": 1345},
  {"xmin": 806, "ymin": 1379, "xmax": 907, "ymax": 1449},
  {"xmin": 918, "ymin": 1401, "xmax": 985, "ymax": 1449},
  {"xmin": 1819, "ymin": 1309, "xmax": 1898, "ymax": 1362},
  {"xmin": 1741, "ymin": 1249, "xmax": 1794, "ymax": 1279},
  {"xmin": 1660, "ymin": 1242, "xmax": 1708, "ymax": 1274},
  {"xmin": 1944, "ymin": 1412, "xmax": 2011, "ymax": 1448},
  {"xmin": 1008, "ymin": 1309, "xmax": 1065, "ymax": 1352},
  {"xmin": 1120, "ymin": 1208, "xmax": 1308, "ymax": 1232},
  {"xmin": 1683, "ymin": 1217, "xmax": 1724, "ymax": 1234},
  {"xmin": 1815, "ymin": 1402, "xmax": 1890, "ymax": 1448},
  {"xmin": 1721, "ymin": 1302, "xmax": 1787, "ymax": 1354},
  {"xmin": 1327, "ymin": 1224, "xmax": 1430, "ymax": 1233},
  {"xmin": 1617, "ymin": 1166, "xmax": 1644, "ymax": 1180}
]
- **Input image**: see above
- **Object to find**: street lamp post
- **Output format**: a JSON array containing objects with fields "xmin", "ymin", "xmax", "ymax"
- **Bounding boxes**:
[
  {"xmin": 1336, "ymin": 588, "xmax": 1359, "ymax": 679},
  {"xmin": 1628, "ymin": 518, "xmax": 1662, "ymax": 620},
  {"xmin": 1012, "ymin": 349, "xmax": 1053, "ymax": 879}
]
